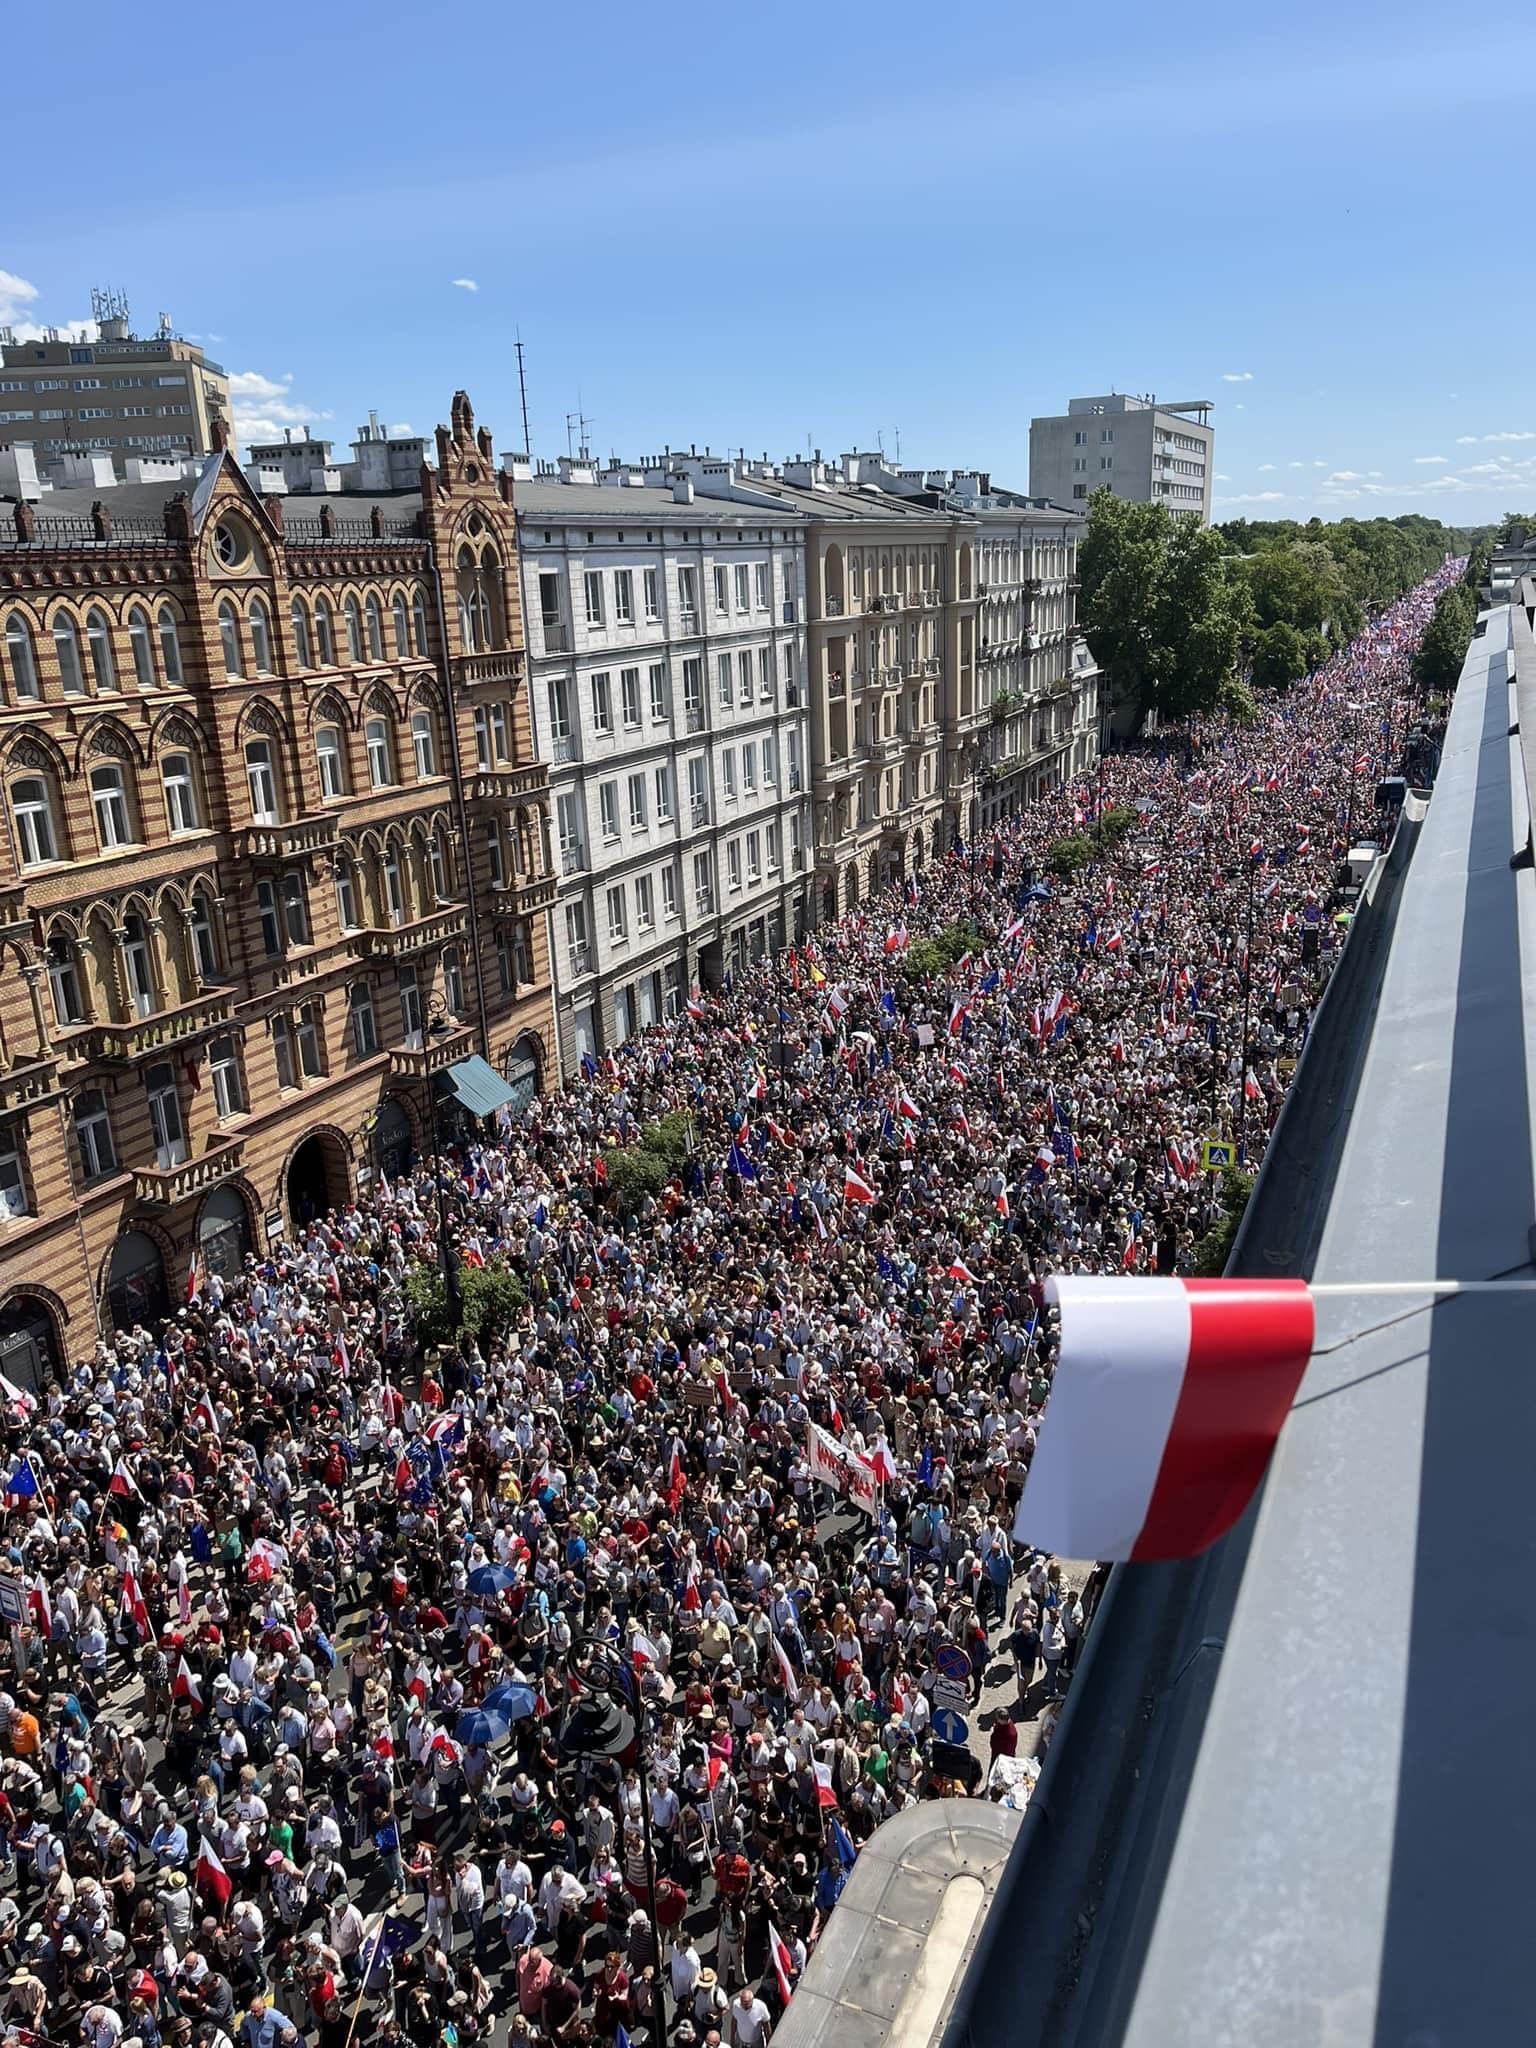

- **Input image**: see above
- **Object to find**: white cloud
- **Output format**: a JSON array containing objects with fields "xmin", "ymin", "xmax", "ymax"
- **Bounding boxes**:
[
  {"xmin": 1215, "ymin": 490, "xmax": 1286, "ymax": 505},
  {"xmin": 389, "ymin": 421, "xmax": 414, "ymax": 436},
  {"xmin": 451, "ymin": 277, "xmax": 479, "ymax": 293},
  {"xmin": 0, "ymin": 268, "xmax": 97, "ymax": 344},
  {"xmin": 1461, "ymin": 460, "xmax": 1517, "ymax": 477},
  {"xmin": 1456, "ymin": 430, "xmax": 1536, "ymax": 444},
  {"xmin": 1413, "ymin": 455, "xmax": 1447, "ymax": 464},
  {"xmin": 1367, "ymin": 470, "xmax": 1382, "ymax": 478},
  {"xmin": 1221, "ymin": 371, "xmax": 1254, "ymax": 383},
  {"xmin": 228, "ymin": 368, "xmax": 333, "ymax": 447},
  {"xmin": 0, "ymin": 269, "xmax": 39, "ymax": 326},
  {"xmin": 1456, "ymin": 435, "xmax": 1477, "ymax": 444},
  {"xmin": 1234, "ymin": 403, "xmax": 1245, "ymax": 411},
  {"xmin": 1257, "ymin": 463, "xmax": 1277, "ymax": 472},
  {"xmin": 1214, "ymin": 473, "xmax": 1230, "ymax": 481},
  {"xmin": 1288, "ymin": 461, "xmax": 1305, "ymax": 470},
  {"xmin": 1327, "ymin": 470, "xmax": 1362, "ymax": 482}
]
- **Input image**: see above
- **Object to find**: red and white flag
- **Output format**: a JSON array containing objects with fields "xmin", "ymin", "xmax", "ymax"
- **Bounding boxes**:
[
  {"xmin": 27, "ymin": 1578, "xmax": 50, "ymax": 1636},
  {"xmin": 196, "ymin": 1833, "xmax": 232, "ymax": 1909},
  {"xmin": 109, "ymin": 1457, "xmax": 142, "ymax": 1499},
  {"xmin": 768, "ymin": 1921, "xmax": 797, "ymax": 2007},
  {"xmin": 896, "ymin": 1090, "xmax": 921, "ymax": 1121},
  {"xmin": 869, "ymin": 1437, "xmax": 897, "ymax": 1486},
  {"xmin": 174, "ymin": 1655, "xmax": 203, "ymax": 1707},
  {"xmin": 770, "ymin": 1632, "xmax": 801, "ymax": 1702},
  {"xmin": 193, "ymin": 1393, "xmax": 220, "ymax": 1438},
  {"xmin": 630, "ymin": 1631, "xmax": 662, "ymax": 1671},
  {"xmin": 948, "ymin": 1258, "xmax": 977, "ymax": 1286},
  {"xmin": 178, "ymin": 1576, "xmax": 193, "ymax": 1629},
  {"xmin": 121, "ymin": 1567, "xmax": 151, "ymax": 1640},
  {"xmin": 184, "ymin": 1249, "xmax": 200, "ymax": 1304},
  {"xmin": 843, "ymin": 1163, "xmax": 875, "ymax": 1205},
  {"xmin": 811, "ymin": 1761, "xmax": 840, "ymax": 1809},
  {"xmin": 1013, "ymin": 1277, "xmax": 1315, "ymax": 1561}
]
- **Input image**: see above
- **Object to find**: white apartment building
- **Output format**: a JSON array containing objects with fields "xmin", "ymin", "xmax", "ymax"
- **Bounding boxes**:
[
  {"xmin": 513, "ymin": 458, "xmax": 812, "ymax": 1074},
  {"xmin": 1029, "ymin": 394, "xmax": 1214, "ymax": 523}
]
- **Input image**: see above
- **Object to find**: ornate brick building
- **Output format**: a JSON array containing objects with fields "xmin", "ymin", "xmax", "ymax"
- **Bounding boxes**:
[{"xmin": 0, "ymin": 391, "xmax": 555, "ymax": 1383}]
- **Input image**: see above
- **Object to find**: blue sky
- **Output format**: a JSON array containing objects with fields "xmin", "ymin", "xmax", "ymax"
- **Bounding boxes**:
[{"xmin": 4, "ymin": 0, "xmax": 1534, "ymax": 527}]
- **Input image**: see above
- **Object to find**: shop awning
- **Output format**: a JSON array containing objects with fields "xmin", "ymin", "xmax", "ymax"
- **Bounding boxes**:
[{"xmin": 441, "ymin": 1053, "xmax": 516, "ymax": 1118}]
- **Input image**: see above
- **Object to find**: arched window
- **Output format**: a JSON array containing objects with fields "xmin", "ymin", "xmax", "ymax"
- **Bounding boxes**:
[
  {"xmin": 157, "ymin": 605, "xmax": 183, "ymax": 684},
  {"xmin": 162, "ymin": 751, "xmax": 200, "ymax": 834},
  {"xmin": 381, "ymin": 845, "xmax": 406, "ymax": 925},
  {"xmin": 290, "ymin": 599, "xmax": 313, "ymax": 670},
  {"xmin": 248, "ymin": 599, "xmax": 274, "ymax": 675},
  {"xmin": 428, "ymin": 831, "xmax": 449, "ymax": 901},
  {"xmin": 122, "ymin": 913, "xmax": 155, "ymax": 1018},
  {"xmin": 90, "ymin": 762, "xmax": 133, "ymax": 849},
  {"xmin": 484, "ymin": 816, "xmax": 506, "ymax": 889},
  {"xmin": 392, "ymin": 593, "xmax": 410, "ymax": 656},
  {"xmin": 85, "ymin": 608, "xmax": 116, "ymax": 692},
  {"xmin": 188, "ymin": 893, "xmax": 220, "ymax": 979},
  {"xmin": 365, "ymin": 716, "xmax": 394, "ymax": 789},
  {"xmin": 411, "ymin": 591, "xmax": 430, "ymax": 656},
  {"xmin": 334, "ymin": 861, "xmax": 360, "ymax": 933},
  {"xmin": 11, "ymin": 776, "xmax": 59, "ymax": 867},
  {"xmin": 54, "ymin": 616, "xmax": 86, "ymax": 695},
  {"xmin": 217, "ymin": 601, "xmax": 242, "ymax": 677},
  {"xmin": 344, "ymin": 596, "xmax": 364, "ymax": 662},
  {"xmin": 46, "ymin": 931, "xmax": 86, "ymax": 1027},
  {"xmin": 4, "ymin": 615, "xmax": 39, "ymax": 701},
  {"xmin": 315, "ymin": 597, "xmax": 336, "ymax": 666},
  {"xmin": 316, "ymin": 724, "xmax": 346, "ymax": 800},
  {"xmin": 127, "ymin": 607, "xmax": 156, "ymax": 688},
  {"xmin": 365, "ymin": 594, "xmax": 385, "ymax": 660},
  {"xmin": 410, "ymin": 710, "xmax": 436, "ymax": 779},
  {"xmin": 245, "ymin": 737, "xmax": 281, "ymax": 823}
]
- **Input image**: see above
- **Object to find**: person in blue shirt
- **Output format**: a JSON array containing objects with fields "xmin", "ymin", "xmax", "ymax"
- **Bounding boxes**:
[{"xmin": 150, "ymin": 1806, "xmax": 188, "ymax": 1867}]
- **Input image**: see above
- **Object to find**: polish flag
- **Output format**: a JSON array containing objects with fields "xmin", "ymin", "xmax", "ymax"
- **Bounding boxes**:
[
  {"xmin": 896, "ymin": 1090, "xmax": 920, "ymax": 1120},
  {"xmin": 1244, "ymin": 1067, "xmax": 1264, "ymax": 1102},
  {"xmin": 686, "ymin": 994, "xmax": 707, "ymax": 1019},
  {"xmin": 995, "ymin": 1188, "xmax": 1010, "ymax": 1220},
  {"xmin": 869, "ymin": 1439, "xmax": 897, "ymax": 1486},
  {"xmin": 667, "ymin": 1443, "xmax": 686, "ymax": 1504},
  {"xmin": 680, "ymin": 1571, "xmax": 702, "ymax": 1616},
  {"xmin": 194, "ymin": 1393, "xmax": 220, "ymax": 1438},
  {"xmin": 109, "ymin": 1457, "xmax": 142, "ymax": 1499},
  {"xmin": 953, "ymin": 1108, "xmax": 971, "ymax": 1140},
  {"xmin": 768, "ymin": 1920, "xmax": 797, "ymax": 2008},
  {"xmin": 1166, "ymin": 1144, "xmax": 1189, "ymax": 1182},
  {"xmin": 947, "ymin": 1061, "xmax": 968, "ymax": 1085},
  {"xmin": 27, "ymin": 1578, "xmax": 50, "ymax": 1637},
  {"xmin": 884, "ymin": 923, "xmax": 909, "ymax": 954},
  {"xmin": 770, "ymin": 1632, "xmax": 801, "ymax": 1702},
  {"xmin": 179, "ymin": 1576, "xmax": 193, "ymax": 1629},
  {"xmin": 1012, "ymin": 1276, "xmax": 1315, "ymax": 1561},
  {"xmin": 185, "ymin": 1249, "xmax": 200, "ymax": 1304},
  {"xmin": 121, "ymin": 1567, "xmax": 151, "ymax": 1640},
  {"xmin": 844, "ymin": 1163, "xmax": 876, "ymax": 1205},
  {"xmin": 812, "ymin": 1761, "xmax": 840, "ymax": 1809},
  {"xmin": 1104, "ymin": 929, "xmax": 1124, "ymax": 954},
  {"xmin": 947, "ymin": 996, "xmax": 970, "ymax": 1036},
  {"xmin": 948, "ymin": 1259, "xmax": 977, "ymax": 1286},
  {"xmin": 1120, "ymin": 1227, "xmax": 1139, "ymax": 1271},
  {"xmin": 196, "ymin": 1834, "xmax": 232, "ymax": 1910},
  {"xmin": 174, "ymin": 1655, "xmax": 203, "ymax": 1707},
  {"xmin": 630, "ymin": 1631, "xmax": 662, "ymax": 1671}
]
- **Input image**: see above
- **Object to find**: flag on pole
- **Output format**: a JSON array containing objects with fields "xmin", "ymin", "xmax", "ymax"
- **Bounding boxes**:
[
  {"xmin": 844, "ymin": 1163, "xmax": 875, "ymax": 1205},
  {"xmin": 4, "ymin": 1454, "xmax": 38, "ymax": 1499},
  {"xmin": 193, "ymin": 1393, "xmax": 220, "ymax": 1438},
  {"xmin": 830, "ymin": 1814, "xmax": 858, "ymax": 1870},
  {"xmin": 185, "ymin": 1249, "xmax": 200, "ymax": 1303},
  {"xmin": 121, "ymin": 1567, "xmax": 151, "ymax": 1640},
  {"xmin": 179, "ymin": 1575, "xmax": 193, "ymax": 1629},
  {"xmin": 174, "ymin": 1655, "xmax": 203, "ymax": 1707},
  {"xmin": 26, "ymin": 1577, "xmax": 50, "ymax": 1636},
  {"xmin": 768, "ymin": 1921, "xmax": 797, "ymax": 2008},
  {"xmin": 811, "ymin": 1761, "xmax": 840, "ymax": 1809},
  {"xmin": 869, "ymin": 1438, "xmax": 897, "ymax": 1486},
  {"xmin": 1011, "ymin": 1276, "xmax": 1315, "ymax": 1561},
  {"xmin": 196, "ymin": 1834, "xmax": 232, "ymax": 1909},
  {"xmin": 770, "ymin": 1632, "xmax": 801, "ymax": 1702},
  {"xmin": 948, "ymin": 1258, "xmax": 977, "ymax": 1285},
  {"xmin": 109, "ymin": 1457, "xmax": 142, "ymax": 1499}
]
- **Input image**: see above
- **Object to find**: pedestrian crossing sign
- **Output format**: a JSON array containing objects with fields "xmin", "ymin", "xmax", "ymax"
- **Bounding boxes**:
[{"xmin": 1201, "ymin": 1136, "xmax": 1236, "ymax": 1172}]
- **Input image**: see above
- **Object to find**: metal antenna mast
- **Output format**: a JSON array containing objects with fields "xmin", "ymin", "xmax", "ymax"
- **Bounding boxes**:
[{"xmin": 514, "ymin": 334, "xmax": 532, "ymax": 458}]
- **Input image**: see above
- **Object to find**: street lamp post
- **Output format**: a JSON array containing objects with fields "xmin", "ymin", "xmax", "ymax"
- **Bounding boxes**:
[
  {"xmin": 1343, "ymin": 699, "xmax": 1363, "ymax": 851},
  {"xmin": 422, "ymin": 994, "xmax": 463, "ymax": 1336},
  {"xmin": 1236, "ymin": 860, "xmax": 1258, "ymax": 1158}
]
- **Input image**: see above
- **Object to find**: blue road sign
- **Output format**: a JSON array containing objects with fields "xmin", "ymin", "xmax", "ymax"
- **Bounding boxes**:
[
  {"xmin": 936, "ymin": 1644, "xmax": 970, "ymax": 1683},
  {"xmin": 932, "ymin": 1706, "xmax": 970, "ymax": 1747}
]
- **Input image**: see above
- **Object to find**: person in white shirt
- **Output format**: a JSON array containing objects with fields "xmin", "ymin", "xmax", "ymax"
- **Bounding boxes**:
[{"xmin": 728, "ymin": 1985, "xmax": 773, "ymax": 2047}]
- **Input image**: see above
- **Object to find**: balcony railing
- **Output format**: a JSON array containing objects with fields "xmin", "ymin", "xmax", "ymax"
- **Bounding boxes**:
[
  {"xmin": 782, "ymin": 602, "xmax": 798, "ymax": 625},
  {"xmin": 468, "ymin": 763, "xmax": 548, "ymax": 803},
  {"xmin": 0, "ymin": 1055, "xmax": 61, "ymax": 1115},
  {"xmin": 132, "ymin": 1135, "xmax": 246, "ymax": 1207},
  {"xmin": 388, "ymin": 1022, "xmax": 475, "ymax": 1079},
  {"xmin": 541, "ymin": 622, "xmax": 572, "ymax": 654},
  {"xmin": 825, "ymin": 596, "xmax": 844, "ymax": 618},
  {"xmin": 237, "ymin": 817, "xmax": 340, "ymax": 861},
  {"xmin": 551, "ymin": 734, "xmax": 577, "ymax": 765},
  {"xmin": 351, "ymin": 905, "xmax": 469, "ymax": 960},
  {"xmin": 67, "ymin": 986, "xmax": 236, "ymax": 1064},
  {"xmin": 492, "ymin": 873, "xmax": 558, "ymax": 918},
  {"xmin": 455, "ymin": 648, "xmax": 525, "ymax": 687}
]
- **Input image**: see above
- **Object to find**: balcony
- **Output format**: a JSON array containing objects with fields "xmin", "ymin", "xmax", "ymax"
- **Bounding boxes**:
[
  {"xmin": 0, "ymin": 879, "xmax": 27, "ymax": 941},
  {"xmin": 540, "ymin": 622, "xmax": 572, "ymax": 654},
  {"xmin": 388, "ymin": 1021, "xmax": 475, "ymax": 1079},
  {"xmin": 551, "ymin": 734, "xmax": 577, "ymax": 765},
  {"xmin": 68, "ymin": 986, "xmax": 236, "ymax": 1065},
  {"xmin": 132, "ymin": 1135, "xmax": 246, "ymax": 1208},
  {"xmin": 684, "ymin": 706, "xmax": 705, "ymax": 733},
  {"xmin": 467, "ymin": 763, "xmax": 548, "ymax": 803},
  {"xmin": 825, "ymin": 596, "xmax": 844, "ymax": 618},
  {"xmin": 782, "ymin": 602, "xmax": 798, "ymax": 626},
  {"xmin": 0, "ymin": 1055, "xmax": 61, "ymax": 1116},
  {"xmin": 351, "ymin": 904, "xmax": 469, "ymax": 960},
  {"xmin": 490, "ymin": 873, "xmax": 557, "ymax": 919},
  {"xmin": 454, "ymin": 648, "xmax": 525, "ymax": 688},
  {"xmin": 237, "ymin": 817, "xmax": 340, "ymax": 862}
]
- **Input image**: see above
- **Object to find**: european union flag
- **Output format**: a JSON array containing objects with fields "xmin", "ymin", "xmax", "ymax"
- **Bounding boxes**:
[
  {"xmin": 726, "ymin": 1139, "xmax": 758, "ymax": 1182},
  {"xmin": 880, "ymin": 991, "xmax": 898, "ymax": 1021},
  {"xmin": 4, "ymin": 1456, "xmax": 36, "ymax": 1499},
  {"xmin": 917, "ymin": 1445, "xmax": 934, "ymax": 1490}
]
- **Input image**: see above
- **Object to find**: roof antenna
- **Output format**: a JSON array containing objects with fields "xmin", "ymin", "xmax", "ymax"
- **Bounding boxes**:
[{"xmin": 514, "ymin": 333, "xmax": 532, "ymax": 459}]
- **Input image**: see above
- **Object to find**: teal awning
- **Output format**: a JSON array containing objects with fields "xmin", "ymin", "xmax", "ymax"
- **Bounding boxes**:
[{"xmin": 441, "ymin": 1053, "xmax": 516, "ymax": 1118}]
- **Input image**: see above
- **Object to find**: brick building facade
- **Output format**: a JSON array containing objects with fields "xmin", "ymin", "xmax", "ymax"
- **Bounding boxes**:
[{"xmin": 0, "ymin": 392, "xmax": 555, "ymax": 1384}]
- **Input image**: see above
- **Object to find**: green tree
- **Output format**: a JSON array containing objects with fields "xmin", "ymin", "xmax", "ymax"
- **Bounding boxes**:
[
  {"xmin": 1192, "ymin": 1166, "xmax": 1256, "ymax": 1276},
  {"xmin": 1496, "ymin": 513, "xmax": 1536, "ymax": 545},
  {"xmin": 1238, "ymin": 542, "xmax": 1358, "ymax": 643},
  {"xmin": 1413, "ymin": 583, "xmax": 1477, "ymax": 695},
  {"xmin": 405, "ymin": 1257, "xmax": 527, "ymax": 1348},
  {"xmin": 1250, "ymin": 621, "xmax": 1310, "ymax": 694}
]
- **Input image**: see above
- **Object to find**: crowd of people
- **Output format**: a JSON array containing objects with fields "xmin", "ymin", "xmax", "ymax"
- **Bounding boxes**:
[{"xmin": 0, "ymin": 565, "xmax": 1459, "ymax": 2048}]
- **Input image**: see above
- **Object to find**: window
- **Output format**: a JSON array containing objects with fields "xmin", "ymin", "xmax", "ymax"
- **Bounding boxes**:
[
  {"xmin": 5, "ymin": 616, "xmax": 39, "ymax": 700},
  {"xmin": 296, "ymin": 1003, "xmax": 325, "ymax": 1078},
  {"xmin": 316, "ymin": 725, "xmax": 346, "ymax": 799},
  {"xmin": 654, "ymin": 764, "xmax": 672, "ymax": 822},
  {"xmin": 334, "ymin": 863, "xmax": 360, "ymax": 933},
  {"xmin": 272, "ymin": 1015, "xmax": 298, "ymax": 1090},
  {"xmin": 55, "ymin": 616, "xmax": 86, "ymax": 695},
  {"xmin": 565, "ymin": 900, "xmax": 590, "ymax": 974},
  {"xmin": 473, "ymin": 705, "xmax": 492, "ymax": 770},
  {"xmin": 345, "ymin": 596, "xmax": 365, "ymax": 661},
  {"xmin": 661, "ymin": 865, "xmax": 677, "ymax": 919},
  {"xmin": 12, "ymin": 777, "xmax": 57, "ymax": 866},
  {"xmin": 74, "ymin": 1090, "xmax": 116, "ymax": 1181},
  {"xmin": 782, "ymin": 641, "xmax": 798, "ymax": 703},
  {"xmin": 0, "ymin": 1129, "xmax": 26, "ymax": 1218},
  {"xmin": 599, "ymin": 780, "xmax": 620, "ymax": 839},
  {"xmin": 394, "ymin": 965, "xmax": 422, "ymax": 1048},
  {"xmin": 90, "ymin": 762, "xmax": 133, "ymax": 849},
  {"xmin": 713, "ymin": 566, "xmax": 729, "ymax": 615},
  {"xmin": 763, "ymin": 734, "xmax": 777, "ymax": 786},
  {"xmin": 735, "ymin": 564, "xmax": 751, "ymax": 612},
  {"xmin": 244, "ymin": 600, "xmax": 273, "ymax": 675},
  {"xmin": 614, "ymin": 569, "xmax": 634, "ymax": 624},
  {"xmin": 412, "ymin": 591, "xmax": 430, "ymax": 656},
  {"xmin": 717, "ymin": 655, "xmax": 732, "ymax": 709},
  {"xmin": 128, "ymin": 606, "xmax": 155, "ymax": 687},
  {"xmin": 538, "ymin": 570, "xmax": 564, "ymax": 633},
  {"xmin": 366, "ymin": 595, "xmax": 385, "ymax": 660},
  {"xmin": 788, "ymin": 730, "xmax": 803, "ymax": 791},
  {"xmin": 392, "ymin": 593, "xmax": 410, "ymax": 656},
  {"xmin": 677, "ymin": 566, "xmax": 697, "ymax": 623},
  {"xmin": 209, "ymin": 1036, "xmax": 245, "ymax": 1119},
  {"xmin": 217, "ymin": 602, "xmax": 242, "ymax": 677},
  {"xmin": 146, "ymin": 1063, "xmax": 187, "ymax": 1168},
  {"xmin": 683, "ymin": 659, "xmax": 703, "ymax": 727},
  {"xmin": 189, "ymin": 896, "xmax": 219, "ymax": 979},
  {"xmin": 643, "ymin": 568, "xmax": 660, "ymax": 621},
  {"xmin": 146, "ymin": 606, "xmax": 181, "ymax": 688},
  {"xmin": 721, "ymin": 750, "xmax": 736, "ymax": 802},
  {"xmin": 256, "ymin": 880, "xmax": 281, "ymax": 957},
  {"xmin": 245, "ymin": 739, "xmax": 280, "ymax": 822},
  {"xmin": 494, "ymin": 931, "xmax": 514, "ymax": 995},
  {"xmin": 742, "ymin": 742, "xmax": 757, "ymax": 794},
  {"xmin": 693, "ymin": 850, "xmax": 714, "ymax": 913},
  {"xmin": 591, "ymin": 671, "xmax": 613, "ymax": 734},
  {"xmin": 315, "ymin": 598, "xmax": 336, "ymax": 665},
  {"xmin": 583, "ymin": 571, "xmax": 604, "ymax": 628},
  {"xmin": 620, "ymin": 667, "xmax": 641, "ymax": 728},
  {"xmin": 635, "ymin": 873, "xmax": 654, "ymax": 930},
  {"xmin": 790, "ymin": 809, "xmax": 803, "ymax": 872},
  {"xmin": 607, "ymin": 885, "xmax": 628, "ymax": 943},
  {"xmin": 746, "ymin": 829, "xmax": 762, "ymax": 882},
  {"xmin": 613, "ymin": 985, "xmax": 633, "ymax": 1045},
  {"xmin": 47, "ymin": 933, "xmax": 85, "ymax": 1026},
  {"xmin": 688, "ymin": 758, "xmax": 708, "ymax": 825},
  {"xmin": 365, "ymin": 717, "xmax": 395, "ymax": 788},
  {"xmin": 410, "ymin": 710, "xmax": 437, "ymax": 779},
  {"xmin": 122, "ymin": 914, "xmax": 154, "ymax": 1017},
  {"xmin": 758, "ymin": 646, "xmax": 773, "ymax": 700},
  {"xmin": 755, "ymin": 562, "xmax": 769, "ymax": 611},
  {"xmin": 483, "ymin": 818, "xmax": 506, "ymax": 889},
  {"xmin": 727, "ymin": 839, "xmax": 743, "ymax": 891},
  {"xmin": 427, "ymin": 831, "xmax": 449, "ymax": 901},
  {"xmin": 738, "ymin": 650, "xmax": 752, "ymax": 707},
  {"xmin": 557, "ymin": 793, "xmax": 584, "ymax": 871},
  {"xmin": 627, "ymin": 773, "xmax": 647, "ymax": 830},
  {"xmin": 648, "ymin": 663, "xmax": 667, "ymax": 722},
  {"xmin": 382, "ymin": 847, "xmax": 406, "ymax": 925},
  {"xmin": 443, "ymin": 948, "xmax": 466, "ymax": 1018},
  {"xmin": 767, "ymin": 820, "xmax": 781, "ymax": 873}
]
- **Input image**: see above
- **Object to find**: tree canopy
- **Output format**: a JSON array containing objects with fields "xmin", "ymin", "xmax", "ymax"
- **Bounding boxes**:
[{"xmin": 1413, "ymin": 582, "xmax": 1478, "ymax": 695}]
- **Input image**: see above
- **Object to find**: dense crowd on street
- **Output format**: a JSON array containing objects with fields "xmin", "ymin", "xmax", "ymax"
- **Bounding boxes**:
[{"xmin": 0, "ymin": 564, "xmax": 1459, "ymax": 2048}]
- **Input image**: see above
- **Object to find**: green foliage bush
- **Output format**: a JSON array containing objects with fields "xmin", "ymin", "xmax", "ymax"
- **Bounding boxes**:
[
  {"xmin": 405, "ymin": 1257, "xmax": 527, "ymax": 1348},
  {"xmin": 1192, "ymin": 1166, "xmax": 1256, "ymax": 1276}
]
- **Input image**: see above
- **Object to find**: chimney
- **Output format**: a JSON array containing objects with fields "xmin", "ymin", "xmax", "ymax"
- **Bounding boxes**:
[
  {"xmin": 263, "ymin": 494, "xmax": 285, "ymax": 535},
  {"xmin": 672, "ymin": 476, "xmax": 695, "ymax": 504},
  {"xmin": 163, "ymin": 492, "xmax": 193, "ymax": 541},
  {"xmin": 91, "ymin": 500, "xmax": 113, "ymax": 541},
  {"xmin": 370, "ymin": 505, "xmax": 384, "ymax": 537},
  {"xmin": 319, "ymin": 504, "xmax": 335, "ymax": 537},
  {"xmin": 210, "ymin": 416, "xmax": 230, "ymax": 453}
]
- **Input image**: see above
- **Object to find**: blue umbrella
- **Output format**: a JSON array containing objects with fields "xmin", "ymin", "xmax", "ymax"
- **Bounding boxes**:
[
  {"xmin": 467, "ymin": 1564, "xmax": 516, "ymax": 1598},
  {"xmin": 481, "ymin": 1681, "xmax": 538, "ymax": 1724},
  {"xmin": 456, "ymin": 1706, "xmax": 512, "ymax": 1747}
]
